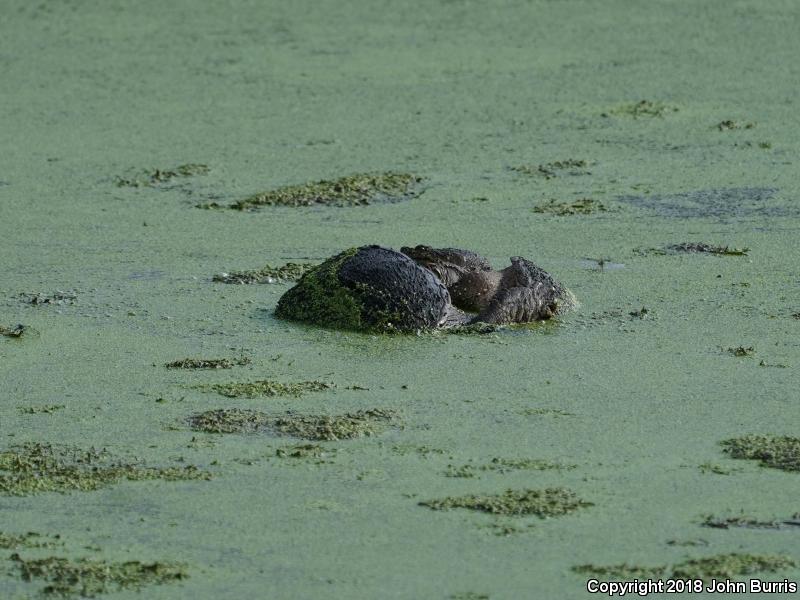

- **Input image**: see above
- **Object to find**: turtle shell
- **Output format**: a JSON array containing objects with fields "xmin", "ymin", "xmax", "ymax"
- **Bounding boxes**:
[{"xmin": 275, "ymin": 245, "xmax": 451, "ymax": 332}]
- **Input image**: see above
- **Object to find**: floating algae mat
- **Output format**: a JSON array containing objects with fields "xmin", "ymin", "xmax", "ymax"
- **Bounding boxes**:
[
  {"xmin": 420, "ymin": 488, "xmax": 592, "ymax": 517},
  {"xmin": 532, "ymin": 198, "xmax": 606, "ymax": 216},
  {"xmin": 115, "ymin": 163, "xmax": 210, "ymax": 187},
  {"xmin": 8, "ymin": 553, "xmax": 187, "ymax": 598},
  {"xmin": 0, "ymin": 443, "xmax": 210, "ymax": 496},
  {"xmin": 165, "ymin": 356, "xmax": 251, "ymax": 369},
  {"xmin": 212, "ymin": 262, "xmax": 316, "ymax": 284},
  {"xmin": 574, "ymin": 553, "xmax": 796, "ymax": 580},
  {"xmin": 188, "ymin": 408, "xmax": 396, "ymax": 440},
  {"xmin": 720, "ymin": 435, "xmax": 800, "ymax": 472},
  {"xmin": 195, "ymin": 379, "xmax": 333, "ymax": 398},
  {"xmin": 230, "ymin": 172, "xmax": 421, "ymax": 209}
]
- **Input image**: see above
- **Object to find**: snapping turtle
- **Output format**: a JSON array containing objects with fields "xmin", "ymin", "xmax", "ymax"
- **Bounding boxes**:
[{"xmin": 275, "ymin": 245, "xmax": 575, "ymax": 332}]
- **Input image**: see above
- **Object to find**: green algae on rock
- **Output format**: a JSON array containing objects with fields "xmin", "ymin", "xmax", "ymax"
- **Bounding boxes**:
[
  {"xmin": 165, "ymin": 356, "xmax": 251, "ymax": 369},
  {"xmin": 189, "ymin": 408, "xmax": 396, "ymax": 441},
  {"xmin": 275, "ymin": 246, "xmax": 450, "ymax": 332},
  {"xmin": 420, "ymin": 487, "xmax": 592, "ymax": 517},
  {"xmin": 532, "ymin": 198, "xmax": 606, "ymax": 216},
  {"xmin": 213, "ymin": 262, "xmax": 316, "ymax": 284},
  {"xmin": 231, "ymin": 172, "xmax": 421, "ymax": 210},
  {"xmin": 574, "ymin": 554, "xmax": 796, "ymax": 580},
  {"xmin": 0, "ymin": 443, "xmax": 210, "ymax": 496},
  {"xmin": 196, "ymin": 379, "xmax": 332, "ymax": 398},
  {"xmin": 114, "ymin": 163, "xmax": 210, "ymax": 187},
  {"xmin": 721, "ymin": 435, "xmax": 800, "ymax": 472},
  {"xmin": 9, "ymin": 553, "xmax": 188, "ymax": 598}
]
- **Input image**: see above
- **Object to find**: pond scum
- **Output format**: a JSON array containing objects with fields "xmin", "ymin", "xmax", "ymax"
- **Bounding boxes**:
[
  {"xmin": 721, "ymin": 435, "xmax": 800, "ymax": 472},
  {"xmin": 574, "ymin": 553, "xmax": 796, "ymax": 580},
  {"xmin": 419, "ymin": 487, "xmax": 592, "ymax": 517},
  {"xmin": 194, "ymin": 379, "xmax": 332, "ymax": 398},
  {"xmin": 0, "ymin": 443, "xmax": 210, "ymax": 496},
  {"xmin": 225, "ymin": 172, "xmax": 421, "ymax": 210},
  {"xmin": 212, "ymin": 262, "xmax": 316, "ymax": 284},
  {"xmin": 188, "ymin": 408, "xmax": 396, "ymax": 441}
]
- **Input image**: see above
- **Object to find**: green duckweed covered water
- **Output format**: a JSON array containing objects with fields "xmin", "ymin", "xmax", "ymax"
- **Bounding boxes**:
[{"xmin": 1, "ymin": 0, "xmax": 799, "ymax": 598}]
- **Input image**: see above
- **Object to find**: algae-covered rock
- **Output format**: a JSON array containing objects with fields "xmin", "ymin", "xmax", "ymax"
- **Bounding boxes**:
[{"xmin": 275, "ymin": 245, "xmax": 450, "ymax": 332}]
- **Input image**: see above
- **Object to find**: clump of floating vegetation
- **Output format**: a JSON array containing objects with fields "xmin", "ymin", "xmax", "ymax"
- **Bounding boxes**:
[
  {"xmin": 603, "ymin": 100, "xmax": 678, "ymax": 118},
  {"xmin": 187, "ymin": 408, "xmax": 271, "ymax": 434},
  {"xmin": 0, "ymin": 324, "xmax": 27, "ymax": 338},
  {"xmin": 420, "ymin": 487, "xmax": 592, "ymax": 517},
  {"xmin": 668, "ymin": 242, "xmax": 749, "ymax": 255},
  {"xmin": 165, "ymin": 356, "xmax": 251, "ymax": 369},
  {"xmin": 0, "ymin": 443, "xmax": 210, "ymax": 496},
  {"xmin": 270, "ymin": 409, "xmax": 396, "ymax": 441},
  {"xmin": 213, "ymin": 262, "xmax": 316, "ymax": 284},
  {"xmin": 721, "ymin": 435, "xmax": 800, "ymax": 472},
  {"xmin": 511, "ymin": 159, "xmax": 589, "ymax": 179},
  {"xmin": 445, "ymin": 322, "xmax": 503, "ymax": 335},
  {"xmin": 574, "ymin": 553, "xmax": 795, "ymax": 580},
  {"xmin": 726, "ymin": 345, "xmax": 755, "ymax": 357},
  {"xmin": 275, "ymin": 444, "xmax": 331, "ymax": 459},
  {"xmin": 445, "ymin": 458, "xmax": 575, "ymax": 478},
  {"xmin": 24, "ymin": 291, "xmax": 77, "ymax": 305},
  {"xmin": 701, "ymin": 512, "xmax": 800, "ymax": 530},
  {"xmin": 195, "ymin": 379, "xmax": 332, "ymax": 398},
  {"xmin": 9, "ymin": 553, "xmax": 188, "ymax": 597},
  {"xmin": 115, "ymin": 163, "xmax": 210, "ymax": 187},
  {"xmin": 188, "ymin": 408, "xmax": 396, "ymax": 441},
  {"xmin": 17, "ymin": 404, "xmax": 65, "ymax": 414},
  {"xmin": 0, "ymin": 531, "xmax": 61, "ymax": 550},
  {"xmin": 533, "ymin": 198, "xmax": 606, "ymax": 215},
  {"xmin": 230, "ymin": 172, "xmax": 421, "ymax": 210},
  {"xmin": 717, "ymin": 120, "xmax": 755, "ymax": 131}
]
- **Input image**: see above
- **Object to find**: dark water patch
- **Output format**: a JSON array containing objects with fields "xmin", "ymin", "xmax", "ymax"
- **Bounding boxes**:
[
  {"xmin": 616, "ymin": 187, "xmax": 784, "ymax": 219},
  {"xmin": 194, "ymin": 379, "xmax": 332, "ymax": 398},
  {"xmin": 420, "ymin": 487, "xmax": 591, "ymax": 517},
  {"xmin": 721, "ymin": 435, "xmax": 800, "ymax": 472},
  {"xmin": 574, "ymin": 553, "xmax": 796, "ymax": 580},
  {"xmin": 532, "ymin": 197, "xmax": 606, "ymax": 215},
  {"xmin": 228, "ymin": 172, "xmax": 421, "ymax": 210},
  {"xmin": 115, "ymin": 163, "xmax": 210, "ymax": 188},
  {"xmin": 188, "ymin": 408, "xmax": 396, "ymax": 441},
  {"xmin": 213, "ymin": 262, "xmax": 316, "ymax": 284},
  {"xmin": 0, "ymin": 443, "xmax": 210, "ymax": 496}
]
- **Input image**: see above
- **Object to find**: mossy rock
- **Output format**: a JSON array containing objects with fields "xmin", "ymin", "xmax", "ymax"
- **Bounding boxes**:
[{"xmin": 275, "ymin": 245, "xmax": 450, "ymax": 332}]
